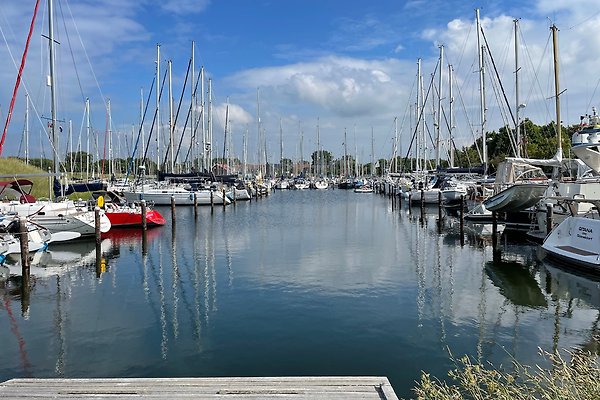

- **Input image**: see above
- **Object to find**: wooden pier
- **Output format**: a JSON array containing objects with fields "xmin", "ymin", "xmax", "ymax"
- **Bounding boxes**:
[{"xmin": 0, "ymin": 376, "xmax": 399, "ymax": 399}]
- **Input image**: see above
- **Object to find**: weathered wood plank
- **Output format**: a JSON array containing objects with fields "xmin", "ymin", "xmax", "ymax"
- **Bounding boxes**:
[{"xmin": 0, "ymin": 377, "xmax": 399, "ymax": 399}]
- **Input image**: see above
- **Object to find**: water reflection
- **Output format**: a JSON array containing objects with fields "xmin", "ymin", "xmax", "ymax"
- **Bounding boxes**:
[{"xmin": 485, "ymin": 259, "xmax": 547, "ymax": 308}]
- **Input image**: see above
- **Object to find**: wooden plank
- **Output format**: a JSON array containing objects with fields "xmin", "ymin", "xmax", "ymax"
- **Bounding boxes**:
[{"xmin": 0, "ymin": 377, "xmax": 399, "ymax": 399}]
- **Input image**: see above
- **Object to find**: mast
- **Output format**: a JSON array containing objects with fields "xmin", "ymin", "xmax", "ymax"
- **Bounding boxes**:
[
  {"xmin": 343, "ymin": 128, "xmax": 348, "ymax": 177},
  {"xmin": 435, "ymin": 45, "xmax": 443, "ymax": 168},
  {"xmin": 25, "ymin": 94, "xmax": 29, "ymax": 164},
  {"xmin": 48, "ymin": 0, "xmax": 59, "ymax": 177},
  {"xmin": 279, "ymin": 118, "xmax": 284, "ymax": 177},
  {"xmin": 514, "ymin": 19, "xmax": 521, "ymax": 157},
  {"xmin": 107, "ymin": 99, "xmax": 113, "ymax": 177},
  {"xmin": 85, "ymin": 98, "xmax": 90, "ymax": 179},
  {"xmin": 416, "ymin": 58, "xmax": 423, "ymax": 173},
  {"xmin": 156, "ymin": 44, "xmax": 161, "ymax": 173},
  {"xmin": 222, "ymin": 98, "xmax": 229, "ymax": 164},
  {"xmin": 168, "ymin": 59, "xmax": 174, "ymax": 172},
  {"xmin": 140, "ymin": 88, "xmax": 145, "ymax": 172},
  {"xmin": 476, "ymin": 8, "xmax": 488, "ymax": 175},
  {"xmin": 393, "ymin": 117, "xmax": 398, "ymax": 173},
  {"xmin": 207, "ymin": 78, "xmax": 213, "ymax": 170},
  {"xmin": 551, "ymin": 24, "xmax": 562, "ymax": 157},
  {"xmin": 316, "ymin": 118, "xmax": 321, "ymax": 176},
  {"xmin": 256, "ymin": 88, "xmax": 261, "ymax": 176},
  {"xmin": 448, "ymin": 64, "xmax": 455, "ymax": 168},
  {"xmin": 243, "ymin": 126, "xmax": 248, "ymax": 178},
  {"xmin": 371, "ymin": 127, "xmax": 374, "ymax": 176},
  {"xmin": 190, "ymin": 41, "xmax": 195, "ymax": 171}
]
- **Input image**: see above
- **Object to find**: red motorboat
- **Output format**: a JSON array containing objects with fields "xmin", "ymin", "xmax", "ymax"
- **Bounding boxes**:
[{"xmin": 93, "ymin": 191, "xmax": 166, "ymax": 228}]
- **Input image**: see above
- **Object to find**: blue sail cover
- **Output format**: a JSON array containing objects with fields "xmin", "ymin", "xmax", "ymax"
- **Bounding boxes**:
[{"xmin": 54, "ymin": 178, "xmax": 106, "ymax": 197}]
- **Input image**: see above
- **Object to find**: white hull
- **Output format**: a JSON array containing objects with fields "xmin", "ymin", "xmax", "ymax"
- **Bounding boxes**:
[
  {"xmin": 403, "ymin": 188, "xmax": 441, "ymax": 204},
  {"xmin": 122, "ymin": 188, "xmax": 230, "ymax": 205},
  {"xmin": 542, "ymin": 214, "xmax": 600, "ymax": 269},
  {"xmin": 0, "ymin": 200, "xmax": 111, "ymax": 236},
  {"xmin": 483, "ymin": 183, "xmax": 547, "ymax": 212}
]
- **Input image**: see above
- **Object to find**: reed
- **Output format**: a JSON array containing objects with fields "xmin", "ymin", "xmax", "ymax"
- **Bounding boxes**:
[{"xmin": 409, "ymin": 339, "xmax": 600, "ymax": 400}]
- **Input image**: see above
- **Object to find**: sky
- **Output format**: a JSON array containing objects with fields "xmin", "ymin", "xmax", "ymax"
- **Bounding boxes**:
[{"xmin": 1, "ymin": 0, "xmax": 600, "ymax": 168}]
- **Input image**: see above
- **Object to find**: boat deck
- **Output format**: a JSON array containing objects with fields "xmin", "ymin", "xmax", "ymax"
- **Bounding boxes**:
[
  {"xmin": 0, "ymin": 377, "xmax": 399, "ymax": 399},
  {"xmin": 557, "ymin": 245, "xmax": 598, "ymax": 257}
]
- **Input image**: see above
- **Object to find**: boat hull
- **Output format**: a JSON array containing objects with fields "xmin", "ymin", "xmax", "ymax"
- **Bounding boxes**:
[
  {"xmin": 483, "ymin": 183, "xmax": 547, "ymax": 212},
  {"xmin": 542, "ymin": 215, "xmax": 600, "ymax": 270}
]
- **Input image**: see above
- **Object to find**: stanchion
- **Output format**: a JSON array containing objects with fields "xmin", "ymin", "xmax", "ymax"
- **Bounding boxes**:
[{"xmin": 193, "ymin": 193, "xmax": 198, "ymax": 218}]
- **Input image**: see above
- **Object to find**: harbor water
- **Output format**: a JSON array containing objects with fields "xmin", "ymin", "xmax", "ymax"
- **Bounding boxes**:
[{"xmin": 0, "ymin": 189, "xmax": 599, "ymax": 398}]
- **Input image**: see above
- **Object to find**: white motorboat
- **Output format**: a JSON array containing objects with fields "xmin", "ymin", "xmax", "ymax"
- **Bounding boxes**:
[
  {"xmin": 542, "ymin": 199, "xmax": 600, "ymax": 270},
  {"xmin": 483, "ymin": 160, "xmax": 549, "ymax": 212}
]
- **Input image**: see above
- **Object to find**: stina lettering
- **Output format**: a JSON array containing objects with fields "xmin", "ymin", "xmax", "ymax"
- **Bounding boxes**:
[{"xmin": 578, "ymin": 226, "xmax": 593, "ymax": 234}]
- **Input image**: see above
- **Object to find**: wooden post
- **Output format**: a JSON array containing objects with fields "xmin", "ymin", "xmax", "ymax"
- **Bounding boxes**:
[
  {"xmin": 233, "ymin": 186, "xmax": 237, "ymax": 205},
  {"xmin": 398, "ymin": 189, "xmax": 402, "ymax": 207},
  {"xmin": 140, "ymin": 200, "xmax": 147, "ymax": 231},
  {"xmin": 222, "ymin": 188, "xmax": 227, "ymax": 209},
  {"xmin": 210, "ymin": 189, "xmax": 214, "ymax": 212},
  {"xmin": 459, "ymin": 195, "xmax": 465, "ymax": 245},
  {"xmin": 94, "ymin": 207, "xmax": 102, "ymax": 278},
  {"xmin": 170, "ymin": 196, "xmax": 176, "ymax": 224},
  {"xmin": 408, "ymin": 192, "xmax": 412, "ymax": 213},
  {"xmin": 492, "ymin": 210, "xmax": 498, "ymax": 247},
  {"xmin": 19, "ymin": 217, "xmax": 30, "ymax": 278},
  {"xmin": 193, "ymin": 192, "xmax": 198, "ymax": 218},
  {"xmin": 438, "ymin": 191, "xmax": 443, "ymax": 219},
  {"xmin": 546, "ymin": 203, "xmax": 553, "ymax": 234},
  {"xmin": 420, "ymin": 189, "xmax": 425, "ymax": 218},
  {"xmin": 94, "ymin": 207, "xmax": 101, "ymax": 246}
]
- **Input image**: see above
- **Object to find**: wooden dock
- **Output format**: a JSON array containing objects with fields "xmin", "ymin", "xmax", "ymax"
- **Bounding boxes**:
[{"xmin": 0, "ymin": 376, "xmax": 399, "ymax": 399}]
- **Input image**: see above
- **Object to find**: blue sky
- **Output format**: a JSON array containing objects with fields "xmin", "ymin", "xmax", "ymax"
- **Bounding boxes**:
[{"xmin": 1, "ymin": 0, "xmax": 600, "ymax": 167}]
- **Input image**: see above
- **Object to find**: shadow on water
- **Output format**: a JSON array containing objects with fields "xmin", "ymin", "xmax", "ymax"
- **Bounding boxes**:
[{"xmin": 484, "ymin": 259, "xmax": 547, "ymax": 308}]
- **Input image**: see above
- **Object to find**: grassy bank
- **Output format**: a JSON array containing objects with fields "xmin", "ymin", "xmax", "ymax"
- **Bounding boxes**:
[{"xmin": 0, "ymin": 157, "xmax": 54, "ymax": 199}]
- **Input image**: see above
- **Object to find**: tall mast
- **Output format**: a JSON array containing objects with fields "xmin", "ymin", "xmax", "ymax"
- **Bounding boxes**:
[
  {"xmin": 416, "ymin": 58, "xmax": 423, "ymax": 173},
  {"xmin": 316, "ymin": 118, "xmax": 321, "ymax": 176},
  {"xmin": 514, "ymin": 19, "xmax": 521, "ymax": 157},
  {"xmin": 190, "ymin": 41, "xmax": 195, "ymax": 171},
  {"xmin": 243, "ymin": 126, "xmax": 248, "ymax": 178},
  {"xmin": 256, "ymin": 87, "xmax": 261, "ymax": 176},
  {"xmin": 393, "ymin": 116, "xmax": 398, "ymax": 173},
  {"xmin": 200, "ymin": 66, "xmax": 207, "ymax": 171},
  {"xmin": 551, "ymin": 24, "xmax": 562, "ymax": 157},
  {"xmin": 371, "ymin": 127, "xmax": 374, "ymax": 176},
  {"xmin": 85, "ymin": 98, "xmax": 90, "ymax": 179},
  {"xmin": 435, "ymin": 45, "xmax": 443, "ymax": 168},
  {"xmin": 156, "ymin": 44, "xmax": 161, "ymax": 173},
  {"xmin": 107, "ymin": 99, "xmax": 113, "ymax": 177},
  {"xmin": 25, "ymin": 94, "xmax": 29, "ymax": 164},
  {"xmin": 343, "ymin": 128, "xmax": 348, "ymax": 176},
  {"xmin": 448, "ymin": 64, "xmax": 455, "ymax": 168},
  {"xmin": 207, "ymin": 78, "xmax": 213, "ymax": 170},
  {"xmin": 279, "ymin": 118, "xmax": 284, "ymax": 177},
  {"xmin": 222, "ymin": 98, "xmax": 229, "ymax": 163},
  {"xmin": 476, "ymin": 8, "xmax": 488, "ymax": 175},
  {"xmin": 140, "ymin": 88, "xmax": 145, "ymax": 172},
  {"xmin": 48, "ymin": 0, "xmax": 59, "ymax": 176},
  {"xmin": 168, "ymin": 59, "xmax": 174, "ymax": 172}
]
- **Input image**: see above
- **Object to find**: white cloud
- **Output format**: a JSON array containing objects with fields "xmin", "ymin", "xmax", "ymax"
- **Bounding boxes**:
[{"xmin": 160, "ymin": 0, "xmax": 211, "ymax": 15}]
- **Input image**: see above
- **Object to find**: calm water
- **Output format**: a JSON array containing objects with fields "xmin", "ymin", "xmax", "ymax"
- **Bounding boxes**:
[{"xmin": 1, "ymin": 189, "xmax": 599, "ymax": 398}]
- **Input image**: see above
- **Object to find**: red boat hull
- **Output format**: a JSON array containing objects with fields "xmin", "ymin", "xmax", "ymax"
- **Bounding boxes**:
[{"xmin": 105, "ymin": 209, "xmax": 166, "ymax": 228}]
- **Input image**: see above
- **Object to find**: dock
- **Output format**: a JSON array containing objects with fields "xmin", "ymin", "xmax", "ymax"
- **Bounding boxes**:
[{"xmin": 0, "ymin": 376, "xmax": 399, "ymax": 399}]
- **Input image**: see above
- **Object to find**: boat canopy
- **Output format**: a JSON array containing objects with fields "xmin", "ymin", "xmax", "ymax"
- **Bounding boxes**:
[
  {"xmin": 494, "ymin": 160, "xmax": 547, "ymax": 185},
  {"xmin": 0, "ymin": 179, "xmax": 35, "ymax": 203}
]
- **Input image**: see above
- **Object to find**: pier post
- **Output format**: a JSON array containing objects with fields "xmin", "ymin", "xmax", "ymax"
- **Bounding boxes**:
[
  {"xmin": 94, "ymin": 207, "xmax": 101, "ymax": 246},
  {"xmin": 210, "ymin": 190, "xmax": 215, "ymax": 212},
  {"xmin": 222, "ymin": 188, "xmax": 227, "ymax": 209},
  {"xmin": 171, "ymin": 196, "xmax": 176, "ymax": 224},
  {"xmin": 492, "ymin": 210, "xmax": 498, "ymax": 248},
  {"xmin": 193, "ymin": 193, "xmax": 198, "ymax": 218},
  {"xmin": 140, "ymin": 200, "xmax": 147, "ymax": 231},
  {"xmin": 233, "ymin": 186, "xmax": 237, "ymax": 205},
  {"xmin": 438, "ymin": 191, "xmax": 442, "ymax": 221},
  {"xmin": 459, "ymin": 195, "xmax": 465, "ymax": 245},
  {"xmin": 398, "ymin": 189, "xmax": 402, "ymax": 208},
  {"xmin": 420, "ymin": 189, "xmax": 425, "ymax": 218},
  {"xmin": 19, "ymin": 217, "xmax": 30, "ymax": 278},
  {"xmin": 94, "ymin": 207, "xmax": 102, "ymax": 278},
  {"xmin": 546, "ymin": 203, "xmax": 553, "ymax": 234}
]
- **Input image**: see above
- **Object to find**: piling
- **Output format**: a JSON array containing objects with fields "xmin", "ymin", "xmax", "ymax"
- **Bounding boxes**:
[
  {"xmin": 492, "ymin": 211, "xmax": 498, "ymax": 249},
  {"xmin": 193, "ymin": 193, "xmax": 198, "ymax": 218},
  {"xmin": 398, "ymin": 189, "xmax": 402, "ymax": 207},
  {"xmin": 459, "ymin": 195, "xmax": 465, "ymax": 244},
  {"xmin": 140, "ymin": 200, "xmax": 147, "ymax": 231},
  {"xmin": 438, "ymin": 191, "xmax": 443, "ymax": 221},
  {"xmin": 546, "ymin": 203, "xmax": 553, "ymax": 234},
  {"xmin": 169, "ymin": 196, "xmax": 176, "ymax": 224},
  {"xmin": 222, "ymin": 188, "xmax": 227, "ymax": 209},
  {"xmin": 94, "ymin": 207, "xmax": 101, "ymax": 246},
  {"xmin": 210, "ymin": 190, "xmax": 214, "ymax": 210},
  {"xmin": 233, "ymin": 186, "xmax": 237, "ymax": 205},
  {"xmin": 408, "ymin": 192, "xmax": 412, "ymax": 214},
  {"xmin": 420, "ymin": 189, "xmax": 425, "ymax": 218},
  {"xmin": 19, "ymin": 217, "xmax": 30, "ymax": 278}
]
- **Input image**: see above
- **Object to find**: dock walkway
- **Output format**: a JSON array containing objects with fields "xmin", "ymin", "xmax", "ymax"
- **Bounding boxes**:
[{"xmin": 0, "ymin": 376, "xmax": 399, "ymax": 399}]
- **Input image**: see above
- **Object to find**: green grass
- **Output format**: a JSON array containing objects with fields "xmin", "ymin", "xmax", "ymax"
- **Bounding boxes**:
[{"xmin": 0, "ymin": 157, "xmax": 54, "ymax": 199}]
